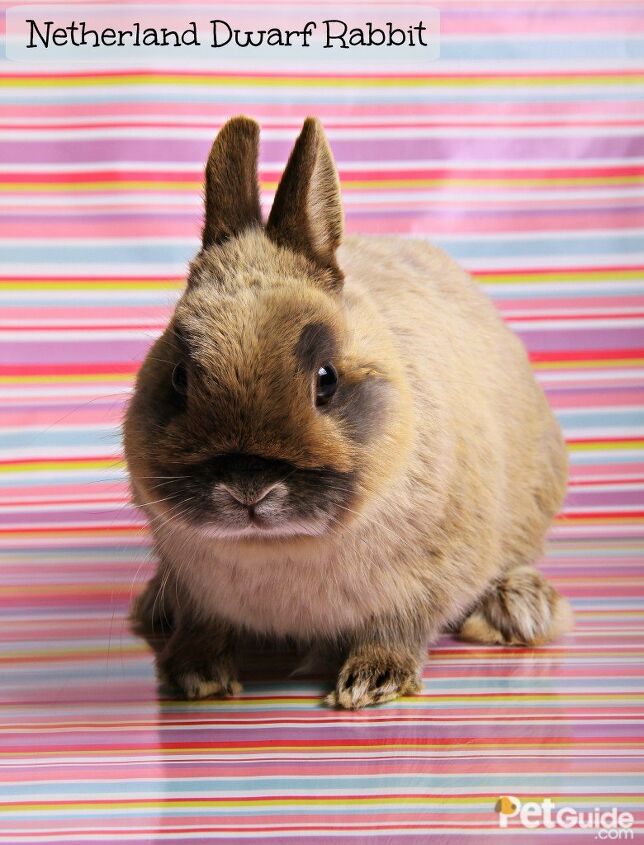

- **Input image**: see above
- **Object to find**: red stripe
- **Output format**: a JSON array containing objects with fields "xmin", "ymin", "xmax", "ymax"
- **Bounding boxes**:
[
  {"xmin": 475, "ymin": 265, "xmax": 644, "ymax": 277},
  {"xmin": 0, "ymin": 363, "xmax": 139, "ymax": 375},
  {"xmin": 3, "ymin": 350, "xmax": 642, "ymax": 377},
  {"xmin": 3, "ymin": 165, "xmax": 644, "ymax": 183},
  {"xmin": 0, "ymin": 324, "xmax": 165, "ymax": 331},
  {"xmin": 0, "ymin": 497, "xmax": 126, "ymax": 506},
  {"xmin": 1, "ymin": 455, "xmax": 121, "ymax": 466},
  {"xmin": 508, "ymin": 312, "xmax": 644, "ymax": 321},
  {"xmin": 0, "ymin": 275, "xmax": 182, "ymax": 282},
  {"xmin": 567, "ymin": 436, "xmax": 644, "ymax": 444},
  {"xmin": 570, "ymin": 477, "xmax": 644, "ymax": 485},
  {"xmin": 6, "ymin": 313, "xmax": 643, "ymax": 330},
  {"xmin": 530, "ymin": 348, "xmax": 644, "ymax": 362},
  {"xmin": 3, "ymin": 119, "xmax": 644, "ymax": 131},
  {"xmin": 1, "ymin": 736, "xmax": 635, "ymax": 752},
  {"xmin": 0, "ymin": 824, "xmax": 515, "ymax": 836}
]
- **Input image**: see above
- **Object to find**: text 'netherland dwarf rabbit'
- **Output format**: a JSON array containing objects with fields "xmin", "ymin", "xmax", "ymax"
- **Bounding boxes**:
[{"xmin": 124, "ymin": 117, "xmax": 572, "ymax": 709}]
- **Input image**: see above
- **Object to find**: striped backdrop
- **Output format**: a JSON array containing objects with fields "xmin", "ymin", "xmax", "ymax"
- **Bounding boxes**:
[{"xmin": 1, "ymin": 0, "xmax": 644, "ymax": 842}]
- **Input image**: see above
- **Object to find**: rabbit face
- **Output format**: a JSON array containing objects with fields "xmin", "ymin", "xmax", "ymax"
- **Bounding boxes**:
[{"xmin": 126, "ymin": 235, "xmax": 395, "ymax": 539}]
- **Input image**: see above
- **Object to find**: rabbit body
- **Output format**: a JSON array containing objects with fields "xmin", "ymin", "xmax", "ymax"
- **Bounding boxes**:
[{"xmin": 126, "ymin": 118, "xmax": 572, "ymax": 709}]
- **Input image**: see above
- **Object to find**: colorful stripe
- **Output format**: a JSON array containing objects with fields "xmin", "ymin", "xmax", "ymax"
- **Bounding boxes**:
[{"xmin": 1, "ymin": 1, "xmax": 644, "ymax": 842}]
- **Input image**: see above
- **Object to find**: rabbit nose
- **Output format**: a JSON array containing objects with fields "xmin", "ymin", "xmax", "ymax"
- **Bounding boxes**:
[{"xmin": 221, "ymin": 483, "xmax": 275, "ymax": 508}]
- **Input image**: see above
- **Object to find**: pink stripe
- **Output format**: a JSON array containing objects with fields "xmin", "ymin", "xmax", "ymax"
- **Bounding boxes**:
[
  {"xmin": 4, "ymin": 101, "xmax": 644, "ymax": 121},
  {"xmin": 0, "ymin": 210, "xmax": 644, "ymax": 241}
]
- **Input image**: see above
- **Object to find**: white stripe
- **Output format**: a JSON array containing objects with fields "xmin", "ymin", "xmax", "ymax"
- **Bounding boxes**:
[
  {"xmin": 1, "ymin": 423, "xmax": 115, "ymax": 434},
  {"xmin": 569, "ymin": 450, "xmax": 644, "ymax": 462},
  {"xmin": 554, "ymin": 525, "xmax": 644, "ymax": 538},
  {"xmin": 507, "ymin": 317, "xmax": 644, "ymax": 330},
  {"xmin": 0, "ymin": 502, "xmax": 134, "ymax": 514},
  {"xmin": 0, "ymin": 320, "xmax": 167, "ymax": 329},
  {"xmin": 0, "ymin": 329, "xmax": 163, "ymax": 340},
  {"xmin": 11, "ymin": 82, "xmax": 644, "ymax": 99},
  {"xmin": 3, "ymin": 782, "xmax": 641, "ymax": 802},
  {"xmin": 465, "ymin": 254, "xmax": 644, "ymax": 271},
  {"xmin": 5, "ymin": 111, "xmax": 644, "ymax": 129},
  {"xmin": 3, "ymin": 189, "xmax": 644, "ymax": 209},
  {"xmin": 557, "ymin": 406, "xmax": 644, "ymax": 417},
  {"xmin": 556, "ymin": 504, "xmax": 632, "ymax": 515},
  {"xmin": 562, "ymin": 427, "xmax": 644, "ymax": 439},
  {"xmin": 0, "ymin": 448, "xmax": 120, "ymax": 460},
  {"xmin": 568, "ymin": 476, "xmax": 644, "ymax": 485},
  {"xmin": 0, "ymin": 263, "xmax": 188, "ymax": 275},
  {"xmin": 537, "ymin": 368, "xmax": 644, "ymax": 383}
]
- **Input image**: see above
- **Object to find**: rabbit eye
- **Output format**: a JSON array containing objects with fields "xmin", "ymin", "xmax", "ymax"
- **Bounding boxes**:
[
  {"xmin": 315, "ymin": 363, "xmax": 338, "ymax": 406},
  {"xmin": 171, "ymin": 362, "xmax": 188, "ymax": 395}
]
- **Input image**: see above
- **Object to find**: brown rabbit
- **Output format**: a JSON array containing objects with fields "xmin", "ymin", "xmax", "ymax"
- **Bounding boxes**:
[{"xmin": 124, "ymin": 116, "xmax": 572, "ymax": 709}]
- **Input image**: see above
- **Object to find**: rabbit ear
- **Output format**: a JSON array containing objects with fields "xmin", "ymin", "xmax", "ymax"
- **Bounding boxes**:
[
  {"xmin": 266, "ymin": 117, "xmax": 344, "ymax": 290},
  {"xmin": 202, "ymin": 116, "xmax": 262, "ymax": 249}
]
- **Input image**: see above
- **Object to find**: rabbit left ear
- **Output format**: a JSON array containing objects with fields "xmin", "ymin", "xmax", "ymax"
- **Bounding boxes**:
[
  {"xmin": 202, "ymin": 116, "xmax": 262, "ymax": 249},
  {"xmin": 266, "ymin": 117, "xmax": 344, "ymax": 291}
]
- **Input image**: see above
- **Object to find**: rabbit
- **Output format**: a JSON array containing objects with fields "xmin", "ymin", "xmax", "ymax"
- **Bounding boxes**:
[{"xmin": 124, "ymin": 116, "xmax": 573, "ymax": 710}]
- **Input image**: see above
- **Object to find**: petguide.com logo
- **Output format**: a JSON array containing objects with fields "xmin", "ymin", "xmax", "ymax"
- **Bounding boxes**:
[{"xmin": 495, "ymin": 795, "xmax": 636, "ymax": 839}]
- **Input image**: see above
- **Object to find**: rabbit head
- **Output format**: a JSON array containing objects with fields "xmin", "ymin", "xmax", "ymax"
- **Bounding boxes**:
[{"xmin": 124, "ymin": 117, "xmax": 413, "ymax": 541}]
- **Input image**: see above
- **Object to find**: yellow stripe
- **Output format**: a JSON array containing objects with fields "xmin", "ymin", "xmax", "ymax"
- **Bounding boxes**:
[
  {"xmin": 0, "ymin": 643, "xmax": 145, "ymax": 659},
  {"xmin": 567, "ymin": 439, "xmax": 644, "ymax": 451},
  {"xmin": 2, "ymin": 175, "xmax": 643, "ymax": 192},
  {"xmin": 1, "ymin": 271, "xmax": 639, "ymax": 289},
  {"xmin": 0, "ymin": 181, "xmax": 200, "ymax": 193},
  {"xmin": 533, "ymin": 358, "xmax": 644, "ymax": 370},
  {"xmin": 1, "ymin": 741, "xmax": 642, "ymax": 759},
  {"xmin": 0, "ymin": 583, "xmax": 137, "ymax": 596},
  {"xmin": 0, "ymin": 530, "xmax": 142, "ymax": 541},
  {"xmin": 2, "ymin": 74, "xmax": 643, "ymax": 88},
  {"xmin": 0, "ymin": 459, "xmax": 125, "ymax": 473},
  {"xmin": 478, "ymin": 269, "xmax": 644, "ymax": 283},
  {"xmin": 0, "ymin": 279, "xmax": 182, "ymax": 290},
  {"xmin": 0, "ymin": 373, "xmax": 135, "ymax": 384},
  {"xmin": 2, "ymin": 794, "xmax": 644, "ymax": 812},
  {"xmin": 554, "ymin": 517, "xmax": 644, "ymax": 524}
]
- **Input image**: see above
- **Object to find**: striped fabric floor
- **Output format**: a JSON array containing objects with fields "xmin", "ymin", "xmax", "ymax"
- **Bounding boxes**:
[{"xmin": 1, "ymin": 0, "xmax": 644, "ymax": 841}]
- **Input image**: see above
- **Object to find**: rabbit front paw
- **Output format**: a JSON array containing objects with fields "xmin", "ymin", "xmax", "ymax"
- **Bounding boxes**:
[
  {"xmin": 156, "ymin": 626, "xmax": 242, "ymax": 700},
  {"xmin": 159, "ymin": 651, "xmax": 242, "ymax": 700},
  {"xmin": 325, "ymin": 646, "xmax": 422, "ymax": 710}
]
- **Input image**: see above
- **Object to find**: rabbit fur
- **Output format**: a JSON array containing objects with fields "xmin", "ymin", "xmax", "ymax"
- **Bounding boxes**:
[{"xmin": 124, "ymin": 116, "xmax": 572, "ymax": 709}]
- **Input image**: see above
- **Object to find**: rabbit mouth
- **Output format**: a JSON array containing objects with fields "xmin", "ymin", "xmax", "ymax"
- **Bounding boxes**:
[
  {"xmin": 135, "ymin": 453, "xmax": 357, "ymax": 541},
  {"xmin": 189, "ymin": 483, "xmax": 335, "ymax": 539},
  {"xmin": 136, "ymin": 481, "xmax": 336, "ymax": 541},
  {"xmin": 193, "ymin": 517, "xmax": 330, "ymax": 541}
]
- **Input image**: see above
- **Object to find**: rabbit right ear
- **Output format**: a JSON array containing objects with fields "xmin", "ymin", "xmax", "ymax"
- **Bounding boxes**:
[
  {"xmin": 202, "ymin": 116, "xmax": 262, "ymax": 249},
  {"xmin": 266, "ymin": 118, "xmax": 344, "ymax": 291}
]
